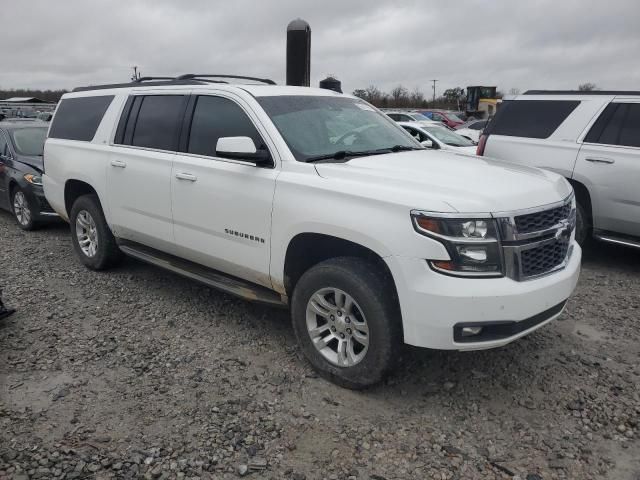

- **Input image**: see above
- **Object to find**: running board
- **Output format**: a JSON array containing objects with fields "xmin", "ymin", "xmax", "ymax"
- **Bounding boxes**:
[
  {"xmin": 594, "ymin": 232, "xmax": 640, "ymax": 249},
  {"xmin": 118, "ymin": 242, "xmax": 286, "ymax": 307}
]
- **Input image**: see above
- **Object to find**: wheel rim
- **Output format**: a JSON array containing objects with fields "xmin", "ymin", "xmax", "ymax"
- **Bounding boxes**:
[
  {"xmin": 75, "ymin": 210, "xmax": 99, "ymax": 257},
  {"xmin": 13, "ymin": 191, "xmax": 31, "ymax": 226},
  {"xmin": 305, "ymin": 287, "xmax": 369, "ymax": 367}
]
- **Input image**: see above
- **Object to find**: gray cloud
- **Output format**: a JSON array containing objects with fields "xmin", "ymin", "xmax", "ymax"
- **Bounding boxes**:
[{"xmin": 2, "ymin": 0, "xmax": 639, "ymax": 95}]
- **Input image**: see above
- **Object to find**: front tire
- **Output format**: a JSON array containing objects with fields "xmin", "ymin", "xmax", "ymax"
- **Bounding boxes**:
[
  {"xmin": 291, "ymin": 257, "xmax": 401, "ymax": 389},
  {"xmin": 11, "ymin": 187, "xmax": 37, "ymax": 231},
  {"xmin": 575, "ymin": 201, "xmax": 590, "ymax": 246},
  {"xmin": 69, "ymin": 194, "xmax": 123, "ymax": 270}
]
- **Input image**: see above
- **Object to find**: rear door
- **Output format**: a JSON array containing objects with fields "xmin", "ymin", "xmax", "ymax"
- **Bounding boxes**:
[
  {"xmin": 170, "ymin": 92, "xmax": 278, "ymax": 287},
  {"xmin": 108, "ymin": 92, "xmax": 189, "ymax": 252},
  {"xmin": 575, "ymin": 100, "xmax": 640, "ymax": 236}
]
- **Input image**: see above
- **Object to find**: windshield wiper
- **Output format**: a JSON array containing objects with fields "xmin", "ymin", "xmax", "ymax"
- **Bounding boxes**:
[
  {"xmin": 304, "ymin": 145, "xmax": 421, "ymax": 163},
  {"xmin": 304, "ymin": 149, "xmax": 387, "ymax": 163},
  {"xmin": 388, "ymin": 144, "xmax": 422, "ymax": 152}
]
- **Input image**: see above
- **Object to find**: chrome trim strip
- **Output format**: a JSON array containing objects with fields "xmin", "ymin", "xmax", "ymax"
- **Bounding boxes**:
[
  {"xmin": 491, "ymin": 193, "xmax": 574, "ymax": 219},
  {"xmin": 595, "ymin": 234, "xmax": 640, "ymax": 249},
  {"xmin": 38, "ymin": 212, "xmax": 59, "ymax": 217},
  {"xmin": 410, "ymin": 209, "xmax": 492, "ymax": 219}
]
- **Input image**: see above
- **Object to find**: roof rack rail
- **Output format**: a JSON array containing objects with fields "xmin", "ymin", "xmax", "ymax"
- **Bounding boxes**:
[
  {"xmin": 524, "ymin": 90, "xmax": 640, "ymax": 96},
  {"xmin": 133, "ymin": 76, "xmax": 176, "ymax": 83},
  {"xmin": 176, "ymin": 74, "xmax": 276, "ymax": 85}
]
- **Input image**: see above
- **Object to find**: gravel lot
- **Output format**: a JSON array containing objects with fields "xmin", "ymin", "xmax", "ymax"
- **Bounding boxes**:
[{"xmin": 1, "ymin": 210, "xmax": 639, "ymax": 480}]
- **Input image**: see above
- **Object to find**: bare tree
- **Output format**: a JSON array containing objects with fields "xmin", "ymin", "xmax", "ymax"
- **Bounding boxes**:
[
  {"xmin": 578, "ymin": 82, "xmax": 598, "ymax": 91},
  {"xmin": 390, "ymin": 85, "xmax": 409, "ymax": 107},
  {"xmin": 410, "ymin": 87, "xmax": 425, "ymax": 107},
  {"xmin": 509, "ymin": 88, "xmax": 521, "ymax": 95}
]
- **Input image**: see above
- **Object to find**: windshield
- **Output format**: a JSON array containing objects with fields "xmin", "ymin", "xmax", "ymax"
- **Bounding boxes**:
[
  {"xmin": 422, "ymin": 125, "xmax": 474, "ymax": 147},
  {"xmin": 10, "ymin": 127, "xmax": 47, "ymax": 156},
  {"xmin": 445, "ymin": 112, "xmax": 463, "ymax": 122},
  {"xmin": 409, "ymin": 113, "xmax": 431, "ymax": 121},
  {"xmin": 256, "ymin": 96, "xmax": 419, "ymax": 162}
]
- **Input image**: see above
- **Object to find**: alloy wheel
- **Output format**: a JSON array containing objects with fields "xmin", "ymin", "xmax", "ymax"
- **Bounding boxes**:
[
  {"xmin": 76, "ymin": 210, "xmax": 99, "ymax": 257},
  {"xmin": 13, "ymin": 191, "xmax": 31, "ymax": 226},
  {"xmin": 305, "ymin": 287, "xmax": 370, "ymax": 367}
]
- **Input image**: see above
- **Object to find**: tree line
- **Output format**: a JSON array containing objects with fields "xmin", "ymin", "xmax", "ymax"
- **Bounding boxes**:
[
  {"xmin": 352, "ymin": 85, "xmax": 472, "ymax": 110},
  {"xmin": 0, "ymin": 89, "xmax": 68, "ymax": 103}
]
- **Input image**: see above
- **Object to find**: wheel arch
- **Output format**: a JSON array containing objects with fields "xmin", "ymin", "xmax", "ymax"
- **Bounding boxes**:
[
  {"xmin": 64, "ymin": 179, "xmax": 101, "ymax": 218},
  {"xmin": 567, "ymin": 178, "xmax": 593, "ymax": 223},
  {"xmin": 282, "ymin": 232, "xmax": 400, "ymax": 316}
]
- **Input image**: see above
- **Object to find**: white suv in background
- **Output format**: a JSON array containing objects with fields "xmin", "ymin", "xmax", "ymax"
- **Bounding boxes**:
[
  {"xmin": 43, "ymin": 75, "xmax": 581, "ymax": 388},
  {"xmin": 479, "ymin": 90, "xmax": 640, "ymax": 247}
]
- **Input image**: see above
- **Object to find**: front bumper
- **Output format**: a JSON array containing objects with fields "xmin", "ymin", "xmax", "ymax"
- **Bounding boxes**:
[
  {"xmin": 23, "ymin": 184, "xmax": 59, "ymax": 221},
  {"xmin": 386, "ymin": 242, "xmax": 581, "ymax": 350}
]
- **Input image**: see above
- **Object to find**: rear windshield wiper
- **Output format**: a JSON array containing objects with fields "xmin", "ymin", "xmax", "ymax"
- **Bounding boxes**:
[{"xmin": 304, "ymin": 145, "xmax": 421, "ymax": 163}]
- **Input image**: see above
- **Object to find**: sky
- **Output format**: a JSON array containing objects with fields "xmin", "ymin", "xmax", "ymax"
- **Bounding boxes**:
[{"xmin": 2, "ymin": 0, "xmax": 639, "ymax": 96}]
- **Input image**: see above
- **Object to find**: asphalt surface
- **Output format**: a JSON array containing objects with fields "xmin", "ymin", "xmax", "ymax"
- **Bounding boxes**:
[{"xmin": 1, "ymin": 210, "xmax": 639, "ymax": 480}]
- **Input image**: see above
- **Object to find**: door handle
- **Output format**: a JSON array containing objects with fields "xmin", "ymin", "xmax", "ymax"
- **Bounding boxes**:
[
  {"xmin": 585, "ymin": 157, "xmax": 615, "ymax": 164},
  {"xmin": 110, "ymin": 160, "xmax": 127, "ymax": 168},
  {"xmin": 175, "ymin": 172, "xmax": 197, "ymax": 182}
]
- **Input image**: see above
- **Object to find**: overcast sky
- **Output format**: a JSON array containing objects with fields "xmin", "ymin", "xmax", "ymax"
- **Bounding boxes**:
[{"xmin": 2, "ymin": 0, "xmax": 639, "ymax": 95}]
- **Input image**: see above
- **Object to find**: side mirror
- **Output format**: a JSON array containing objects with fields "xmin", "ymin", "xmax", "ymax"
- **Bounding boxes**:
[
  {"xmin": 421, "ymin": 139, "xmax": 434, "ymax": 148},
  {"xmin": 216, "ymin": 136, "xmax": 272, "ymax": 166}
]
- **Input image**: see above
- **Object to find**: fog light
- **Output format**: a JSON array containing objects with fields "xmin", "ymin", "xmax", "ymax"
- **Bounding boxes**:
[
  {"xmin": 457, "ymin": 246, "xmax": 488, "ymax": 262},
  {"xmin": 461, "ymin": 326, "xmax": 483, "ymax": 337}
]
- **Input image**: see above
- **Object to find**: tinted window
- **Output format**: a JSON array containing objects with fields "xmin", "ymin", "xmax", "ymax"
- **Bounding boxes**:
[
  {"xmin": 485, "ymin": 100, "xmax": 580, "ymax": 139},
  {"xmin": 586, "ymin": 103, "xmax": 640, "ymax": 147},
  {"xmin": 619, "ymin": 104, "xmax": 640, "ymax": 147},
  {"xmin": 187, "ymin": 96, "xmax": 265, "ymax": 157},
  {"xmin": 131, "ymin": 95, "xmax": 186, "ymax": 151},
  {"xmin": 387, "ymin": 114, "xmax": 401, "ymax": 121},
  {"xmin": 49, "ymin": 96, "xmax": 114, "ymax": 141}
]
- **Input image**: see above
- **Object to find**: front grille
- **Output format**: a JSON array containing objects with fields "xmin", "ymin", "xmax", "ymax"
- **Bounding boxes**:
[
  {"xmin": 515, "ymin": 203, "xmax": 572, "ymax": 234},
  {"xmin": 520, "ymin": 239, "xmax": 569, "ymax": 277}
]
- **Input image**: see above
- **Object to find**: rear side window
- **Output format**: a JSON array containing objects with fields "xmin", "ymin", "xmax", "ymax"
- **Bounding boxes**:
[
  {"xmin": 485, "ymin": 100, "xmax": 580, "ymax": 139},
  {"xmin": 187, "ymin": 96, "xmax": 265, "ymax": 157},
  {"xmin": 49, "ymin": 96, "xmax": 114, "ymax": 141},
  {"xmin": 131, "ymin": 95, "xmax": 187, "ymax": 151},
  {"xmin": 585, "ymin": 103, "xmax": 640, "ymax": 147}
]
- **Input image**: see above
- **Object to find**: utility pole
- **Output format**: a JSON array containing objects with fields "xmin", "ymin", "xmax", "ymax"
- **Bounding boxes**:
[
  {"xmin": 430, "ymin": 79, "xmax": 438, "ymax": 104},
  {"xmin": 131, "ymin": 66, "xmax": 141, "ymax": 81}
]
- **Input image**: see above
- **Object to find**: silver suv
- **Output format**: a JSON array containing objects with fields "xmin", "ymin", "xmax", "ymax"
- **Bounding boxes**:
[{"xmin": 479, "ymin": 90, "xmax": 640, "ymax": 248}]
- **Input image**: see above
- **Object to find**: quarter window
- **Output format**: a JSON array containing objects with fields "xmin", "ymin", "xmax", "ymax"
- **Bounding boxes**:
[
  {"xmin": 484, "ymin": 100, "xmax": 580, "ymax": 139},
  {"xmin": 131, "ymin": 95, "xmax": 186, "ymax": 151},
  {"xmin": 49, "ymin": 95, "xmax": 114, "ymax": 141},
  {"xmin": 187, "ymin": 96, "xmax": 266, "ymax": 157}
]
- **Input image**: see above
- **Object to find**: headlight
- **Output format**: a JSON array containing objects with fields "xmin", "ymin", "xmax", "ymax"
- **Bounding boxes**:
[
  {"xmin": 24, "ymin": 174, "xmax": 43, "ymax": 186},
  {"xmin": 411, "ymin": 213, "xmax": 503, "ymax": 277}
]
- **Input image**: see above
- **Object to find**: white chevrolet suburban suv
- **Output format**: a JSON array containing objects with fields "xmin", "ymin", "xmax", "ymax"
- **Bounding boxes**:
[
  {"xmin": 43, "ymin": 75, "xmax": 581, "ymax": 388},
  {"xmin": 479, "ymin": 90, "xmax": 640, "ymax": 248}
]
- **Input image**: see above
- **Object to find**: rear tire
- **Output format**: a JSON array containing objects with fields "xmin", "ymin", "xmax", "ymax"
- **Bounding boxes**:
[
  {"xmin": 11, "ymin": 187, "xmax": 37, "ymax": 231},
  {"xmin": 69, "ymin": 194, "xmax": 123, "ymax": 270},
  {"xmin": 291, "ymin": 257, "xmax": 401, "ymax": 389}
]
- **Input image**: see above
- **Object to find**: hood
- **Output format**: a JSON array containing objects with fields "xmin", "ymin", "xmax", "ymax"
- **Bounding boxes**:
[
  {"xmin": 314, "ymin": 150, "xmax": 571, "ymax": 213},
  {"xmin": 16, "ymin": 154, "xmax": 44, "ymax": 172},
  {"xmin": 446, "ymin": 145, "xmax": 477, "ymax": 154}
]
